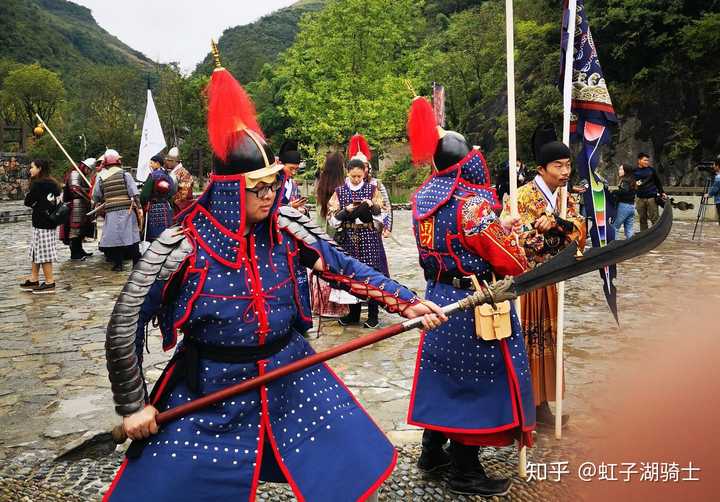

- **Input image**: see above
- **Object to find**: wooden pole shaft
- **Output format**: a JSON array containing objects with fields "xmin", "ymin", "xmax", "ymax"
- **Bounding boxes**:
[
  {"xmin": 557, "ymin": 0, "xmax": 578, "ymax": 440},
  {"xmin": 35, "ymin": 113, "xmax": 91, "ymax": 186}
]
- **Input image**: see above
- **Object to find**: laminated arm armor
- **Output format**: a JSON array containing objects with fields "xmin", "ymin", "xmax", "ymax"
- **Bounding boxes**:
[
  {"xmin": 276, "ymin": 205, "xmax": 339, "ymax": 248},
  {"xmin": 69, "ymin": 170, "xmax": 88, "ymax": 195},
  {"xmin": 105, "ymin": 228, "xmax": 193, "ymax": 415},
  {"xmin": 105, "ymin": 207, "xmax": 343, "ymax": 417}
]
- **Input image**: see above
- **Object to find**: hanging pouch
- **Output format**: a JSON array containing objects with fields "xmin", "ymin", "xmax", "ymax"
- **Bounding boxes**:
[{"xmin": 470, "ymin": 275, "xmax": 512, "ymax": 341}]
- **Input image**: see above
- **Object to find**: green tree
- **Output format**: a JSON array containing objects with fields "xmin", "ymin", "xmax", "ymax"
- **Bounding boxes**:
[
  {"xmin": 2, "ymin": 63, "xmax": 66, "ymax": 129},
  {"xmin": 268, "ymin": 0, "xmax": 427, "ymax": 149},
  {"xmin": 591, "ymin": 0, "xmax": 720, "ymax": 175},
  {"xmin": 412, "ymin": 1, "xmax": 561, "ymax": 169},
  {"xmin": 64, "ymin": 65, "xmax": 146, "ymax": 165}
]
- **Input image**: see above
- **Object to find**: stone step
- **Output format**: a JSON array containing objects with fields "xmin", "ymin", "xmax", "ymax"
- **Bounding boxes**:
[
  {"xmin": 0, "ymin": 204, "xmax": 31, "ymax": 225},
  {"xmin": 0, "ymin": 214, "xmax": 30, "ymax": 224}
]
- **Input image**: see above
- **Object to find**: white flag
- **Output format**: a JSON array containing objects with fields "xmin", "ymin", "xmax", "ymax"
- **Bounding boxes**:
[{"xmin": 136, "ymin": 89, "xmax": 166, "ymax": 182}]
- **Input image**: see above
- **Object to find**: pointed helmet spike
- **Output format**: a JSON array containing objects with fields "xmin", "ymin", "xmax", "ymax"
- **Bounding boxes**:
[
  {"xmin": 211, "ymin": 39, "xmax": 222, "ymax": 69},
  {"xmin": 206, "ymin": 41, "xmax": 264, "ymax": 162},
  {"xmin": 407, "ymin": 96, "xmax": 439, "ymax": 166},
  {"xmin": 348, "ymin": 133, "xmax": 372, "ymax": 161}
]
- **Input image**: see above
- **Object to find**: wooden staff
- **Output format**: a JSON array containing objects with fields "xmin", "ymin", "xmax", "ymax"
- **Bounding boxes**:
[
  {"xmin": 505, "ymin": 0, "xmax": 527, "ymax": 477},
  {"xmin": 35, "ymin": 113, "xmax": 91, "ymax": 186},
  {"xmin": 557, "ymin": 0, "xmax": 578, "ymax": 440}
]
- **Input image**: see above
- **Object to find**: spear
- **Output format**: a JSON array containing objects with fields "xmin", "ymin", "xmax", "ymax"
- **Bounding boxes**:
[
  {"xmin": 35, "ymin": 113, "xmax": 91, "ymax": 186},
  {"xmin": 111, "ymin": 205, "xmax": 672, "ymax": 443}
]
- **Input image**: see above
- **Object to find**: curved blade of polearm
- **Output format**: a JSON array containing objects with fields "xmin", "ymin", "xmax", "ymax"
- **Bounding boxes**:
[{"xmin": 511, "ymin": 203, "xmax": 673, "ymax": 297}]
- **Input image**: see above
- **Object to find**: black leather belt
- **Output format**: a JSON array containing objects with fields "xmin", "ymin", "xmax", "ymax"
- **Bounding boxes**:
[
  {"xmin": 423, "ymin": 269, "xmax": 494, "ymax": 290},
  {"xmin": 183, "ymin": 333, "xmax": 293, "ymax": 393}
]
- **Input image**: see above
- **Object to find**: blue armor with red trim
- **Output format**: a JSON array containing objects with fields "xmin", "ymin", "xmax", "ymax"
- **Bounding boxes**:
[
  {"xmin": 105, "ymin": 174, "xmax": 420, "ymax": 502},
  {"xmin": 408, "ymin": 149, "xmax": 536, "ymax": 446},
  {"xmin": 333, "ymin": 181, "xmax": 389, "ymax": 276},
  {"xmin": 145, "ymin": 170, "xmax": 176, "ymax": 242}
]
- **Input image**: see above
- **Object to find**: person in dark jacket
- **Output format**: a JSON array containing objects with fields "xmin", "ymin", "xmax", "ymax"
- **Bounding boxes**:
[
  {"xmin": 634, "ymin": 153, "xmax": 667, "ymax": 230},
  {"xmin": 612, "ymin": 164, "xmax": 637, "ymax": 238},
  {"xmin": 21, "ymin": 159, "xmax": 61, "ymax": 294}
]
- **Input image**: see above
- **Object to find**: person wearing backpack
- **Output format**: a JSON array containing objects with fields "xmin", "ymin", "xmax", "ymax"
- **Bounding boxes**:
[{"xmin": 21, "ymin": 159, "xmax": 61, "ymax": 294}]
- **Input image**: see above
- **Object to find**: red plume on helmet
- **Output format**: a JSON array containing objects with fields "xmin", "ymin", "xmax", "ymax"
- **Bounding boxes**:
[
  {"xmin": 407, "ymin": 96, "xmax": 439, "ymax": 166},
  {"xmin": 347, "ymin": 133, "xmax": 372, "ymax": 161},
  {"xmin": 206, "ymin": 67, "xmax": 264, "ymax": 162}
]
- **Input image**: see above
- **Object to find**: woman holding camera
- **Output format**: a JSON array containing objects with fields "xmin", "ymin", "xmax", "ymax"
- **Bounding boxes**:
[
  {"xmin": 21, "ymin": 159, "xmax": 61, "ymax": 294},
  {"xmin": 327, "ymin": 158, "xmax": 389, "ymax": 328}
]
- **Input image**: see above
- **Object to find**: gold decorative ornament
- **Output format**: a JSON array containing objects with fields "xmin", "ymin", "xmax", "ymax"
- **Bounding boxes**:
[
  {"xmin": 211, "ymin": 39, "xmax": 222, "ymax": 69},
  {"xmin": 33, "ymin": 124, "xmax": 45, "ymax": 137}
]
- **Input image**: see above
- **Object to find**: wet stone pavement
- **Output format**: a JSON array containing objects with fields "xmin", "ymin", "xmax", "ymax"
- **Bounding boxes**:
[{"xmin": 1, "ymin": 209, "xmax": 719, "ymax": 501}]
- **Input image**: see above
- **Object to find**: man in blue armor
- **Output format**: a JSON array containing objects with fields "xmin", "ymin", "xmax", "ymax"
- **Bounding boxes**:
[
  {"xmin": 140, "ymin": 154, "xmax": 177, "ymax": 242},
  {"xmin": 103, "ymin": 55, "xmax": 445, "ymax": 502},
  {"xmin": 405, "ymin": 97, "xmax": 535, "ymax": 497}
]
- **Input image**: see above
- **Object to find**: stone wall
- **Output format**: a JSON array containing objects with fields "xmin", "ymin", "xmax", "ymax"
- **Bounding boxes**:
[{"xmin": 0, "ymin": 153, "xmax": 30, "ymax": 201}]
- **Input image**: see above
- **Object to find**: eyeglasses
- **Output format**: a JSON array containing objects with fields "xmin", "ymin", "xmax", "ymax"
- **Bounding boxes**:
[{"xmin": 246, "ymin": 179, "xmax": 282, "ymax": 198}]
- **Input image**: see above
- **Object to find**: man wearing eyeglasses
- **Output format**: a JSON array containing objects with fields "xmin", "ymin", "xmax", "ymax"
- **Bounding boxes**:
[{"xmin": 104, "ymin": 61, "xmax": 447, "ymax": 502}]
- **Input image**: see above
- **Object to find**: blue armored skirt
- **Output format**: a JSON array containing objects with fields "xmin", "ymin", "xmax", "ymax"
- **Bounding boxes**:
[
  {"xmin": 408, "ymin": 282, "xmax": 536, "ymax": 439},
  {"xmin": 104, "ymin": 333, "xmax": 396, "ymax": 502},
  {"xmin": 335, "ymin": 227, "xmax": 389, "ymax": 276},
  {"xmin": 146, "ymin": 201, "xmax": 174, "ymax": 242}
]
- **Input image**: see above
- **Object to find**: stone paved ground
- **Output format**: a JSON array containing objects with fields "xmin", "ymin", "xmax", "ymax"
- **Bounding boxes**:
[{"xmin": 1, "ymin": 208, "xmax": 718, "ymax": 500}]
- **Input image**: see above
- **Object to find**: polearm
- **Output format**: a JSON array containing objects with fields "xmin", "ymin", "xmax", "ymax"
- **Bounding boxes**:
[
  {"xmin": 35, "ymin": 113, "xmax": 92, "ymax": 187},
  {"xmin": 558, "ymin": 0, "xmax": 578, "ymax": 440},
  {"xmin": 111, "ymin": 206, "xmax": 673, "ymax": 444}
]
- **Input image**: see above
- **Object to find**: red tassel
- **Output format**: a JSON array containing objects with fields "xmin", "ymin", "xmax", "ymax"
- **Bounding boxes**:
[
  {"xmin": 347, "ymin": 133, "xmax": 372, "ymax": 161},
  {"xmin": 206, "ymin": 68, "xmax": 264, "ymax": 161},
  {"xmin": 407, "ymin": 97, "xmax": 438, "ymax": 166}
]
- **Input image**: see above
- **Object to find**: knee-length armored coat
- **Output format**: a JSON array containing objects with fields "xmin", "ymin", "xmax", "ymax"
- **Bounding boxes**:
[
  {"xmin": 104, "ymin": 173, "xmax": 421, "ymax": 502},
  {"xmin": 408, "ymin": 150, "xmax": 536, "ymax": 446}
]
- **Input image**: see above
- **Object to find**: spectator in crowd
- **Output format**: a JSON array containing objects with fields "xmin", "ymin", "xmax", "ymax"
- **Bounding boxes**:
[
  {"xmin": 20, "ymin": 159, "xmax": 61, "ymax": 294},
  {"xmin": 612, "ymin": 164, "xmax": 637, "ymax": 238},
  {"xmin": 706, "ymin": 156, "xmax": 720, "ymax": 226},
  {"xmin": 634, "ymin": 153, "xmax": 667, "ymax": 230},
  {"xmin": 311, "ymin": 151, "xmax": 350, "ymax": 318}
]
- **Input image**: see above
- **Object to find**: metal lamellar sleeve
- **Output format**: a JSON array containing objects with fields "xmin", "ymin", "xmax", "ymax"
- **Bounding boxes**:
[
  {"xmin": 276, "ymin": 206, "xmax": 340, "ymax": 248},
  {"xmin": 105, "ymin": 227, "xmax": 190, "ymax": 416}
]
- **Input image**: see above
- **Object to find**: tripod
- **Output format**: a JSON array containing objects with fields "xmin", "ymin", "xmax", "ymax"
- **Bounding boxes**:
[{"xmin": 692, "ymin": 177, "xmax": 715, "ymax": 240}]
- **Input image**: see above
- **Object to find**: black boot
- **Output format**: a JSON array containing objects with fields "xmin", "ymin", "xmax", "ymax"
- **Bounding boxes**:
[
  {"xmin": 110, "ymin": 248, "xmax": 124, "ymax": 272},
  {"xmin": 339, "ymin": 303, "xmax": 361, "ymax": 326},
  {"xmin": 417, "ymin": 429, "xmax": 450, "ymax": 473},
  {"xmin": 447, "ymin": 441, "xmax": 512, "ymax": 497},
  {"xmin": 69, "ymin": 238, "xmax": 85, "ymax": 260},
  {"xmin": 364, "ymin": 301, "xmax": 380, "ymax": 328}
]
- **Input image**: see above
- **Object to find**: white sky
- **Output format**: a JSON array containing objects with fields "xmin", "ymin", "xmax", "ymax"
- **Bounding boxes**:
[{"xmin": 73, "ymin": 0, "xmax": 297, "ymax": 73}]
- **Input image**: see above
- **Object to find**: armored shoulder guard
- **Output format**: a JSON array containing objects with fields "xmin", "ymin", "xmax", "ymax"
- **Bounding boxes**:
[
  {"xmin": 276, "ymin": 206, "xmax": 339, "ymax": 248},
  {"xmin": 105, "ymin": 227, "xmax": 193, "ymax": 416}
]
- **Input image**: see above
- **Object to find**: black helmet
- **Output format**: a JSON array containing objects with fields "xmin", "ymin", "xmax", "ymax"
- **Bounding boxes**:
[
  {"xmin": 433, "ymin": 130, "xmax": 471, "ymax": 170},
  {"xmin": 212, "ymin": 130, "xmax": 278, "ymax": 177}
]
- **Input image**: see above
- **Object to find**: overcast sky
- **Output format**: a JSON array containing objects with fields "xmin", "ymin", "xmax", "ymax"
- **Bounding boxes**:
[{"xmin": 73, "ymin": 0, "xmax": 297, "ymax": 73}]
